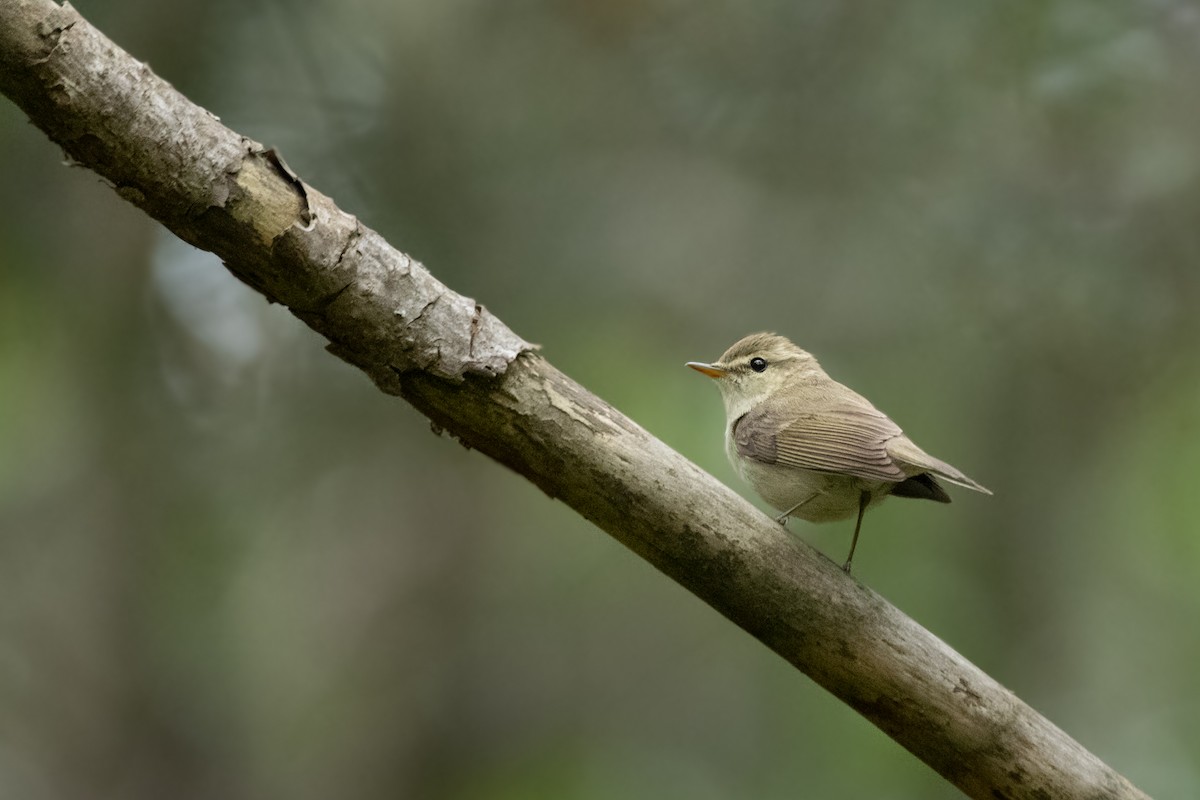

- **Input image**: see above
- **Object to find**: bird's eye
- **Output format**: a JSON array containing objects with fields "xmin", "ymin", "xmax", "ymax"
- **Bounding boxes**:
[{"xmin": 749, "ymin": 357, "xmax": 768, "ymax": 373}]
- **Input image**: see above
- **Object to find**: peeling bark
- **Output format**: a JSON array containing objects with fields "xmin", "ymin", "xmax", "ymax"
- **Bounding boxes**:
[{"xmin": 0, "ymin": 0, "xmax": 529, "ymax": 385}]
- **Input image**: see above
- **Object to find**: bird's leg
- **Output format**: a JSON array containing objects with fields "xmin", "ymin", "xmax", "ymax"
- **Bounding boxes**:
[
  {"xmin": 842, "ymin": 490, "xmax": 871, "ymax": 573},
  {"xmin": 775, "ymin": 491, "xmax": 821, "ymax": 524}
]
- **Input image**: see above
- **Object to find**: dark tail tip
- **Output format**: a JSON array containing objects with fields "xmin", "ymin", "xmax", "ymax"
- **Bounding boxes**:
[{"xmin": 890, "ymin": 473, "xmax": 952, "ymax": 503}]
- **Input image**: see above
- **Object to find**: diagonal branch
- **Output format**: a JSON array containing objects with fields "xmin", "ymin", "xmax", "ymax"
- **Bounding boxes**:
[{"xmin": 0, "ymin": 2, "xmax": 1148, "ymax": 798}]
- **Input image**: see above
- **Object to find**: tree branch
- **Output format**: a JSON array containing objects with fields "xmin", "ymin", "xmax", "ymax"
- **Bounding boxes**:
[{"xmin": 0, "ymin": 2, "xmax": 1148, "ymax": 798}]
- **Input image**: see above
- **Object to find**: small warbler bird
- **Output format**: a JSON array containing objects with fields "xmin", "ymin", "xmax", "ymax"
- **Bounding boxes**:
[{"xmin": 687, "ymin": 332, "xmax": 990, "ymax": 572}]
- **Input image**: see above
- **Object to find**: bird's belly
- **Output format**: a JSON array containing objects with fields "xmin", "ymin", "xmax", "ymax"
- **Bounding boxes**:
[{"xmin": 734, "ymin": 460, "xmax": 887, "ymax": 523}]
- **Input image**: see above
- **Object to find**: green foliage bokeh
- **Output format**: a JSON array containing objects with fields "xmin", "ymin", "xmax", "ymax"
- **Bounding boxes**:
[{"xmin": 1, "ymin": 2, "xmax": 1198, "ymax": 798}]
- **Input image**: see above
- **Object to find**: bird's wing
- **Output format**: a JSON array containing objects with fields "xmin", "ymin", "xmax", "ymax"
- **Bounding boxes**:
[
  {"xmin": 733, "ymin": 404, "xmax": 908, "ymax": 483},
  {"xmin": 887, "ymin": 436, "xmax": 992, "ymax": 494}
]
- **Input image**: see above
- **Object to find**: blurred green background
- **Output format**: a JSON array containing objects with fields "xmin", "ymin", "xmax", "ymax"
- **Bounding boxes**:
[{"xmin": 2, "ymin": 1, "xmax": 1198, "ymax": 797}]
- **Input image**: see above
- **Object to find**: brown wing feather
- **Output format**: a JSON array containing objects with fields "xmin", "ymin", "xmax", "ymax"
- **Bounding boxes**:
[
  {"xmin": 734, "ymin": 405, "xmax": 907, "ymax": 483},
  {"xmin": 887, "ymin": 436, "xmax": 992, "ymax": 494}
]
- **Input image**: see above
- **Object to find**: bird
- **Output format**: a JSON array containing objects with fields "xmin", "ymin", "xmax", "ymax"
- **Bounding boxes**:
[{"xmin": 687, "ymin": 332, "xmax": 990, "ymax": 572}]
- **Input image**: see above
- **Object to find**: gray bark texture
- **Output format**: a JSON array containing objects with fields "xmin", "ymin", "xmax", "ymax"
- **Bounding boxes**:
[{"xmin": 0, "ymin": 2, "xmax": 1150, "ymax": 798}]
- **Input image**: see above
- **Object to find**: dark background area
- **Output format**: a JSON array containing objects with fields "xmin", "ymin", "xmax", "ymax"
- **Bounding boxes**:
[{"xmin": 2, "ymin": 2, "xmax": 1198, "ymax": 797}]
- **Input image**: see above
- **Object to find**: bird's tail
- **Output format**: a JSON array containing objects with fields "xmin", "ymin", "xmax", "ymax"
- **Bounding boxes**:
[{"xmin": 888, "ymin": 436, "xmax": 992, "ymax": 495}]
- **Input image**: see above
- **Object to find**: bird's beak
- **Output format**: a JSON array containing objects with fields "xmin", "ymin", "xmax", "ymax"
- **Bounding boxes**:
[{"xmin": 686, "ymin": 361, "xmax": 726, "ymax": 379}]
